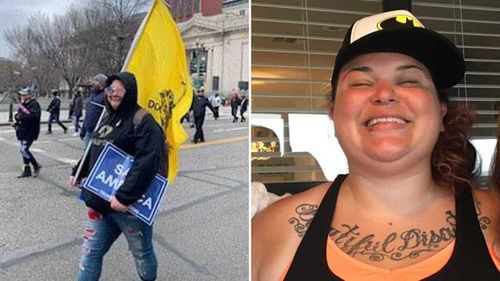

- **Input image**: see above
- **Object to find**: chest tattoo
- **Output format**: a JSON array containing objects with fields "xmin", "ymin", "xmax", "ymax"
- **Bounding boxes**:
[{"xmin": 288, "ymin": 202, "xmax": 491, "ymax": 262}]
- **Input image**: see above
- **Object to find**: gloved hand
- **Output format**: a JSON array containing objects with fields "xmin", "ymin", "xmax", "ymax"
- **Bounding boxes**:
[{"xmin": 79, "ymin": 130, "xmax": 85, "ymax": 140}]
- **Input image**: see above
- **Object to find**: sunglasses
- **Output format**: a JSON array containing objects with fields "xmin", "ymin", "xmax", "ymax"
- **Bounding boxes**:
[{"xmin": 105, "ymin": 86, "xmax": 126, "ymax": 95}]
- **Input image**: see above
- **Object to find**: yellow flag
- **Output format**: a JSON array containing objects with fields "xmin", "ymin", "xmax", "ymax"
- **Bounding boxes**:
[{"xmin": 122, "ymin": 0, "xmax": 192, "ymax": 183}]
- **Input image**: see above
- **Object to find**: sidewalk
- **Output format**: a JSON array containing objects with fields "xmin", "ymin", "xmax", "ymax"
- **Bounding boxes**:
[
  {"xmin": 0, "ymin": 104, "xmax": 236, "ymax": 126},
  {"xmin": 0, "ymin": 110, "xmax": 73, "ymax": 126},
  {"xmin": 0, "ymin": 96, "xmax": 73, "ymax": 126}
]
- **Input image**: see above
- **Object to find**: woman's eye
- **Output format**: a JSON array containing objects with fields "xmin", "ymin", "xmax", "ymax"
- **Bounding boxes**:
[
  {"xmin": 399, "ymin": 80, "xmax": 418, "ymax": 86},
  {"xmin": 350, "ymin": 81, "xmax": 372, "ymax": 87}
]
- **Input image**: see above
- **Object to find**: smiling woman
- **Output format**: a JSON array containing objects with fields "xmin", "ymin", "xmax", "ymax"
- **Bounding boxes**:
[
  {"xmin": 251, "ymin": 9, "xmax": 500, "ymax": 281},
  {"xmin": 332, "ymin": 53, "xmax": 444, "ymax": 166},
  {"xmin": 106, "ymin": 80, "xmax": 127, "ymax": 110}
]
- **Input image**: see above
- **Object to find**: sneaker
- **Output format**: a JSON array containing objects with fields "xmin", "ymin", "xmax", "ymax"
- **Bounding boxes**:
[
  {"xmin": 72, "ymin": 132, "xmax": 79, "ymax": 137},
  {"xmin": 33, "ymin": 165, "xmax": 42, "ymax": 178}
]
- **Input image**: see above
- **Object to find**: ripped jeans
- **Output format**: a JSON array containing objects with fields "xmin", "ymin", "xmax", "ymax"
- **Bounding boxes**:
[
  {"xmin": 20, "ymin": 139, "xmax": 37, "ymax": 166},
  {"xmin": 77, "ymin": 209, "xmax": 157, "ymax": 281}
]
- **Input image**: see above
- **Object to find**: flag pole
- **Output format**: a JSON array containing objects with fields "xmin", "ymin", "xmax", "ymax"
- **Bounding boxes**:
[{"xmin": 122, "ymin": 0, "xmax": 158, "ymax": 70}]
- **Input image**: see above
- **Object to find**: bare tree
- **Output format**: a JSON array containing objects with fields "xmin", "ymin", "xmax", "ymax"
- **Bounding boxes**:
[
  {"xmin": 5, "ymin": 14, "xmax": 72, "ymax": 93},
  {"xmin": 4, "ymin": 0, "xmax": 148, "ymax": 92},
  {"xmin": 67, "ymin": 0, "xmax": 148, "ymax": 74},
  {"xmin": 0, "ymin": 58, "xmax": 22, "ymax": 92}
]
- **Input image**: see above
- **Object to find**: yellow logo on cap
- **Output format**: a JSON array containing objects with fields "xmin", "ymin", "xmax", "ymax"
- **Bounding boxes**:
[{"xmin": 377, "ymin": 15, "xmax": 424, "ymax": 30}]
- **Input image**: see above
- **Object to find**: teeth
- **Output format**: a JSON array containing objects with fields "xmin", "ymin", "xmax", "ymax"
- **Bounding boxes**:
[{"xmin": 367, "ymin": 117, "xmax": 407, "ymax": 127}]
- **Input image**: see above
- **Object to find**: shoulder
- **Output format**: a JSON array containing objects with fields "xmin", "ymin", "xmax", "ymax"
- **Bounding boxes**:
[
  {"xmin": 472, "ymin": 187, "xmax": 500, "ymax": 262},
  {"xmin": 133, "ymin": 109, "xmax": 151, "ymax": 126},
  {"xmin": 252, "ymin": 182, "xmax": 331, "ymax": 281},
  {"xmin": 32, "ymin": 100, "xmax": 41, "ymax": 108},
  {"xmin": 135, "ymin": 110, "xmax": 164, "ymax": 135}
]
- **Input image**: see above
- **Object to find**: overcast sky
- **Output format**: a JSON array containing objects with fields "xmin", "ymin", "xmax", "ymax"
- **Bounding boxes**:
[{"xmin": 0, "ymin": 0, "xmax": 80, "ymax": 58}]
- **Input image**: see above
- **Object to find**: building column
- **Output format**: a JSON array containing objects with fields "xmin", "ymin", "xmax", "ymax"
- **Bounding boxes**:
[{"xmin": 206, "ymin": 47, "xmax": 214, "ymax": 92}]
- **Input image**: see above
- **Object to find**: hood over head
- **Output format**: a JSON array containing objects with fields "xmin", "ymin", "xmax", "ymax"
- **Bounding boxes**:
[{"xmin": 105, "ymin": 71, "xmax": 138, "ymax": 114}]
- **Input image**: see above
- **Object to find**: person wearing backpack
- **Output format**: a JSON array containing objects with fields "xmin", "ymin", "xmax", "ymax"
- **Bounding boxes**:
[
  {"xmin": 46, "ymin": 90, "xmax": 67, "ymax": 134},
  {"xmin": 70, "ymin": 72, "xmax": 167, "ymax": 281}
]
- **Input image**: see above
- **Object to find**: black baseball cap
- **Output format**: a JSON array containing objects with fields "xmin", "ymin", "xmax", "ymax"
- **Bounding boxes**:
[{"xmin": 331, "ymin": 10, "xmax": 465, "ymax": 95}]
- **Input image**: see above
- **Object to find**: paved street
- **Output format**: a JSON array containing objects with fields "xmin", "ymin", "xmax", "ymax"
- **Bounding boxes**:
[{"xmin": 0, "ymin": 106, "xmax": 249, "ymax": 280}]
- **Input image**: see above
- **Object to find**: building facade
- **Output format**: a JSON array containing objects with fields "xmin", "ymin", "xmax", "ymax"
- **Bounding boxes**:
[
  {"xmin": 175, "ymin": 1, "xmax": 249, "ymax": 98},
  {"xmin": 167, "ymin": 0, "xmax": 233, "ymax": 23}
]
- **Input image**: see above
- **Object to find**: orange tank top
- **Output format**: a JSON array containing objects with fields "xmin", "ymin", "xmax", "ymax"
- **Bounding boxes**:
[{"xmin": 279, "ymin": 240, "xmax": 500, "ymax": 281}]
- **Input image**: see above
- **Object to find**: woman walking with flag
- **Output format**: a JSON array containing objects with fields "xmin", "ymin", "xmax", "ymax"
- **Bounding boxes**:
[{"xmin": 70, "ymin": 72, "xmax": 167, "ymax": 281}]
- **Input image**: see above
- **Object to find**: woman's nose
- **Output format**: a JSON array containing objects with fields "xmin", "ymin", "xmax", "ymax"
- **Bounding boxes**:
[{"xmin": 371, "ymin": 82, "xmax": 398, "ymax": 105}]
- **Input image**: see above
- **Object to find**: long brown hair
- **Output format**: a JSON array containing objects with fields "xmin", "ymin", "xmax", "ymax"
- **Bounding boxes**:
[
  {"xmin": 431, "ymin": 101, "xmax": 478, "ymax": 188},
  {"xmin": 489, "ymin": 118, "xmax": 500, "ymax": 191}
]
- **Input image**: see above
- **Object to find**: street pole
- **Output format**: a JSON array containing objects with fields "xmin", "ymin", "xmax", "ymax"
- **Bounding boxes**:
[
  {"xmin": 8, "ymin": 102, "xmax": 13, "ymax": 122},
  {"xmin": 196, "ymin": 42, "xmax": 201, "ymax": 90}
]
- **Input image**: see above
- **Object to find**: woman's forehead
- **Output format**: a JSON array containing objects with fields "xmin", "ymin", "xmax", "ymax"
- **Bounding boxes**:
[
  {"xmin": 341, "ymin": 52, "xmax": 430, "ymax": 74},
  {"xmin": 111, "ymin": 80, "xmax": 125, "ymax": 88}
]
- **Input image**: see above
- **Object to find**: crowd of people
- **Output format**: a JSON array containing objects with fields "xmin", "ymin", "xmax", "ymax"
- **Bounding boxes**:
[
  {"xmin": 12, "ymin": 79, "xmax": 250, "ymax": 179},
  {"xmin": 181, "ymin": 87, "xmax": 249, "ymax": 144},
  {"xmin": 10, "ymin": 72, "xmax": 168, "ymax": 280}
]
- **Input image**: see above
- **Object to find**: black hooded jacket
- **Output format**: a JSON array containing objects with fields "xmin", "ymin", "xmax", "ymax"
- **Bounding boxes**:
[
  {"xmin": 15, "ymin": 97, "xmax": 41, "ymax": 141},
  {"xmin": 193, "ymin": 94, "xmax": 215, "ymax": 119},
  {"xmin": 72, "ymin": 72, "xmax": 168, "ymax": 214}
]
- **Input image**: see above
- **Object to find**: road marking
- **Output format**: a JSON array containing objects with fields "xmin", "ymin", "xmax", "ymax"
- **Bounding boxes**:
[
  {"xmin": 0, "ymin": 129, "xmax": 15, "ymax": 134},
  {"xmin": 30, "ymin": 148, "xmax": 78, "ymax": 164},
  {"xmin": 0, "ymin": 137, "xmax": 17, "ymax": 146},
  {"xmin": 181, "ymin": 135, "xmax": 248, "ymax": 149},
  {"xmin": 213, "ymin": 127, "xmax": 248, "ymax": 132}
]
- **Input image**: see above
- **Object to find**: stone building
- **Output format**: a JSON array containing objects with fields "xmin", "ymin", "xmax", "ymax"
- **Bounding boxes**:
[{"xmin": 174, "ymin": 0, "xmax": 249, "ymax": 97}]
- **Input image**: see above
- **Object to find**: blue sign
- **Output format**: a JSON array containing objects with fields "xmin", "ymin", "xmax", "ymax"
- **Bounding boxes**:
[{"xmin": 83, "ymin": 142, "xmax": 168, "ymax": 225}]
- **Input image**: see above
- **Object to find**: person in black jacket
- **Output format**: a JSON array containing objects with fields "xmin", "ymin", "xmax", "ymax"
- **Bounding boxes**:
[
  {"xmin": 192, "ymin": 88, "xmax": 215, "ymax": 143},
  {"xmin": 80, "ymin": 74, "xmax": 107, "ymax": 148},
  {"xmin": 46, "ymin": 90, "xmax": 67, "ymax": 134},
  {"xmin": 12, "ymin": 88, "xmax": 42, "ymax": 178},
  {"xmin": 240, "ymin": 95, "xmax": 248, "ymax": 122},
  {"xmin": 71, "ymin": 90, "xmax": 84, "ymax": 136},
  {"xmin": 70, "ymin": 72, "xmax": 167, "ymax": 281},
  {"xmin": 230, "ymin": 89, "xmax": 241, "ymax": 123}
]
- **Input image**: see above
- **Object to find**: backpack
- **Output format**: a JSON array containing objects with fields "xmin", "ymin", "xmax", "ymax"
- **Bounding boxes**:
[{"xmin": 133, "ymin": 108, "xmax": 169, "ymax": 177}]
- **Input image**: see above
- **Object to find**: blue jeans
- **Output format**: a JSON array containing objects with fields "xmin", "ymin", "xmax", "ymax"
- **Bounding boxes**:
[
  {"xmin": 77, "ymin": 209, "xmax": 157, "ymax": 281},
  {"xmin": 48, "ymin": 113, "xmax": 67, "ymax": 133},
  {"xmin": 20, "ymin": 139, "xmax": 37, "ymax": 166},
  {"xmin": 74, "ymin": 115, "xmax": 81, "ymax": 132}
]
